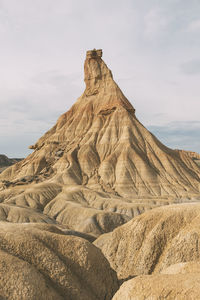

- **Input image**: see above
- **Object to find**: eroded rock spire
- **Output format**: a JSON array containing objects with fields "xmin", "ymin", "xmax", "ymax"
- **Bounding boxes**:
[
  {"xmin": 84, "ymin": 49, "xmax": 113, "ymax": 96},
  {"xmin": 0, "ymin": 49, "xmax": 199, "ymax": 229}
]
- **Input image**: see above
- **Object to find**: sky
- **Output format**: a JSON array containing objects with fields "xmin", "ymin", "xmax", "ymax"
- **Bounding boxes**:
[{"xmin": 0, "ymin": 0, "xmax": 199, "ymax": 157}]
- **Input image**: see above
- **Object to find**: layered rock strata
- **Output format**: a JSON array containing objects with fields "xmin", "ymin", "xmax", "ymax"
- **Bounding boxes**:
[{"xmin": 0, "ymin": 49, "xmax": 199, "ymax": 236}]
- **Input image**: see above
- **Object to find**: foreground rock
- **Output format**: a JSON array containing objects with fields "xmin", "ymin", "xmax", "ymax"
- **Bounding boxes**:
[
  {"xmin": 94, "ymin": 203, "xmax": 200, "ymax": 280},
  {"xmin": 113, "ymin": 261, "xmax": 200, "ymax": 299},
  {"xmin": 112, "ymin": 272, "xmax": 200, "ymax": 300},
  {"xmin": 0, "ymin": 222, "xmax": 118, "ymax": 300},
  {"xmin": 161, "ymin": 261, "xmax": 200, "ymax": 274}
]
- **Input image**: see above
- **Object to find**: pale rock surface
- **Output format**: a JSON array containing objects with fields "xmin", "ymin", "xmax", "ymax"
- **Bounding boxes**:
[
  {"xmin": 0, "ymin": 222, "xmax": 118, "ymax": 300},
  {"xmin": 0, "ymin": 184, "xmax": 130, "ymax": 237},
  {"xmin": 94, "ymin": 203, "xmax": 200, "ymax": 279},
  {"xmin": 0, "ymin": 203, "xmax": 56, "ymax": 223},
  {"xmin": 176, "ymin": 149, "xmax": 200, "ymax": 167},
  {"xmin": 112, "ymin": 273, "xmax": 200, "ymax": 300},
  {"xmin": 161, "ymin": 261, "xmax": 200, "ymax": 274},
  {"xmin": 0, "ymin": 49, "xmax": 199, "ymax": 236},
  {"xmin": 112, "ymin": 261, "xmax": 200, "ymax": 299},
  {"xmin": 176, "ymin": 149, "xmax": 200, "ymax": 160}
]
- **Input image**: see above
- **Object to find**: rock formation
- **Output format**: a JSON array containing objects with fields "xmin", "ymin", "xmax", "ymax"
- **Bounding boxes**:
[
  {"xmin": 0, "ymin": 49, "xmax": 200, "ymax": 299},
  {"xmin": 94, "ymin": 203, "xmax": 200, "ymax": 280},
  {"xmin": 112, "ymin": 261, "xmax": 200, "ymax": 299},
  {"xmin": 0, "ymin": 154, "xmax": 22, "ymax": 173},
  {"xmin": 161, "ymin": 261, "xmax": 200, "ymax": 275},
  {"xmin": 175, "ymin": 149, "xmax": 200, "ymax": 160},
  {"xmin": 112, "ymin": 271, "xmax": 200, "ymax": 300},
  {"xmin": 176, "ymin": 149, "xmax": 200, "ymax": 167},
  {"xmin": 0, "ymin": 49, "xmax": 199, "ymax": 237},
  {"xmin": 0, "ymin": 222, "xmax": 118, "ymax": 300}
]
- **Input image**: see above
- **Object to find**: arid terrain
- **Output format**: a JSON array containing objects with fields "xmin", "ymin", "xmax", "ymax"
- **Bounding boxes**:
[
  {"xmin": 0, "ymin": 49, "xmax": 200, "ymax": 299},
  {"xmin": 0, "ymin": 155, "xmax": 22, "ymax": 173}
]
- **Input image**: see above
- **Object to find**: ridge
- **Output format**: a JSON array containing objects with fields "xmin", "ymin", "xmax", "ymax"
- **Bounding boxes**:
[{"xmin": 0, "ymin": 50, "xmax": 199, "ymax": 237}]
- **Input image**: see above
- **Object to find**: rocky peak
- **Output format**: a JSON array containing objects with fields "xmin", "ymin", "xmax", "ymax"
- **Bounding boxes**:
[
  {"xmin": 1, "ymin": 50, "xmax": 199, "ymax": 201},
  {"xmin": 82, "ymin": 48, "xmax": 135, "ymax": 117},
  {"xmin": 86, "ymin": 49, "xmax": 103, "ymax": 59},
  {"xmin": 84, "ymin": 49, "xmax": 113, "ymax": 96}
]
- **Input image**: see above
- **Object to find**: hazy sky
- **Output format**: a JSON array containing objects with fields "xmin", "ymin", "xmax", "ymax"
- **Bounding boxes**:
[{"xmin": 0, "ymin": 0, "xmax": 200, "ymax": 157}]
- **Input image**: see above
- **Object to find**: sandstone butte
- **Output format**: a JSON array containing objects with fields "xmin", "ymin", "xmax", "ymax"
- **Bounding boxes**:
[
  {"xmin": 0, "ymin": 49, "xmax": 200, "ymax": 299},
  {"xmin": 0, "ymin": 49, "xmax": 199, "ymax": 237}
]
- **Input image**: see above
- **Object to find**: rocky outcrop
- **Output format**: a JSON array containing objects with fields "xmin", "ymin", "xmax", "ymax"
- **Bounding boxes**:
[
  {"xmin": 176, "ymin": 149, "xmax": 200, "ymax": 167},
  {"xmin": 161, "ymin": 261, "xmax": 200, "ymax": 274},
  {"xmin": 0, "ymin": 222, "xmax": 118, "ymax": 300},
  {"xmin": 0, "ymin": 155, "xmax": 22, "ymax": 173},
  {"xmin": 113, "ymin": 261, "xmax": 200, "ymax": 299},
  {"xmin": 94, "ymin": 203, "xmax": 200, "ymax": 280},
  {"xmin": 0, "ymin": 203, "xmax": 57, "ymax": 224},
  {"xmin": 1, "ymin": 50, "xmax": 200, "ymax": 195},
  {"xmin": 0, "ymin": 155, "xmax": 21, "ymax": 167},
  {"xmin": 112, "ymin": 272, "xmax": 200, "ymax": 300},
  {"xmin": 175, "ymin": 149, "xmax": 200, "ymax": 160},
  {"xmin": 0, "ymin": 50, "xmax": 200, "ymax": 299},
  {"xmin": 0, "ymin": 50, "xmax": 199, "ymax": 237}
]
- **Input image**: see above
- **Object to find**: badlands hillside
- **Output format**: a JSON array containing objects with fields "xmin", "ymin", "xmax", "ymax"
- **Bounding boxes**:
[
  {"xmin": 0, "ymin": 154, "xmax": 22, "ymax": 173},
  {"xmin": 0, "ymin": 49, "xmax": 200, "ymax": 299},
  {"xmin": 176, "ymin": 149, "xmax": 200, "ymax": 167}
]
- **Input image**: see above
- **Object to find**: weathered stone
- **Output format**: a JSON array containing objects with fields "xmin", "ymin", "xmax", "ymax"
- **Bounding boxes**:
[
  {"xmin": 0, "ymin": 50, "xmax": 199, "ymax": 237},
  {"xmin": 94, "ymin": 203, "xmax": 200, "ymax": 279},
  {"xmin": 0, "ymin": 222, "xmax": 118, "ymax": 299}
]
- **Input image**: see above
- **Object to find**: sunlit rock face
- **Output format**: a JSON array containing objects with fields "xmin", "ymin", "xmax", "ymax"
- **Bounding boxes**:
[
  {"xmin": 112, "ymin": 271, "xmax": 200, "ymax": 300},
  {"xmin": 0, "ymin": 49, "xmax": 199, "ymax": 237},
  {"xmin": 94, "ymin": 203, "xmax": 200, "ymax": 280},
  {"xmin": 0, "ymin": 222, "xmax": 118, "ymax": 300}
]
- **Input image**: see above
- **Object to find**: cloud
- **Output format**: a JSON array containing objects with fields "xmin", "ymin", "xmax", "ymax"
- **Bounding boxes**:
[
  {"xmin": 187, "ymin": 19, "xmax": 200, "ymax": 32},
  {"xmin": 143, "ymin": 8, "xmax": 169, "ymax": 39},
  {"xmin": 180, "ymin": 59, "xmax": 200, "ymax": 75},
  {"xmin": 148, "ymin": 121, "xmax": 200, "ymax": 152},
  {"xmin": 0, "ymin": 134, "xmax": 38, "ymax": 158},
  {"xmin": 0, "ymin": 0, "xmax": 200, "ymax": 156},
  {"xmin": 32, "ymin": 70, "xmax": 81, "ymax": 89}
]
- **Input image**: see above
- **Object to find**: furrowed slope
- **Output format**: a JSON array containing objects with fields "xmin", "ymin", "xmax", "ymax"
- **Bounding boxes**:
[{"xmin": 0, "ymin": 49, "xmax": 199, "ymax": 236}]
